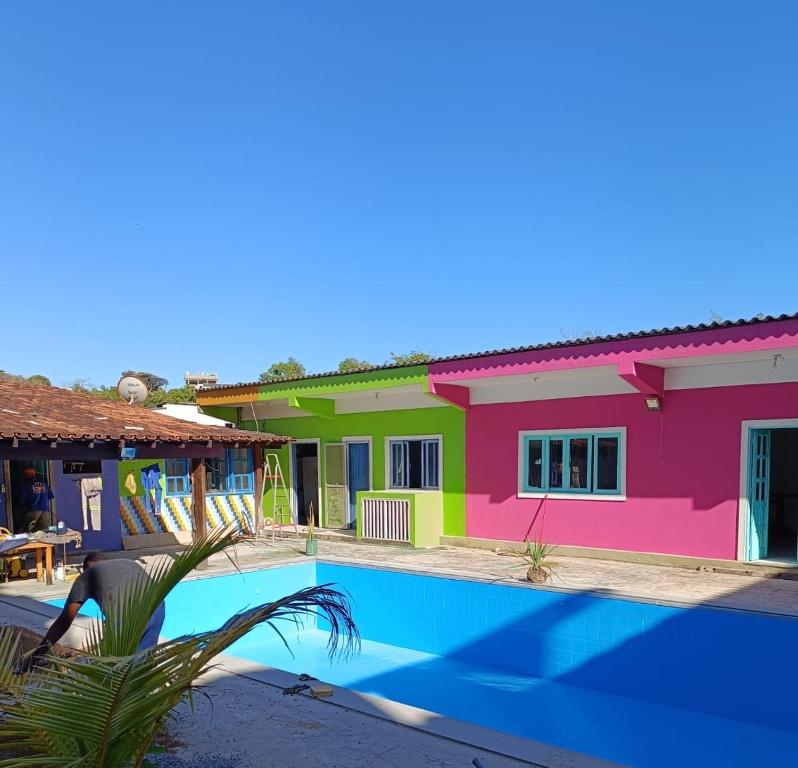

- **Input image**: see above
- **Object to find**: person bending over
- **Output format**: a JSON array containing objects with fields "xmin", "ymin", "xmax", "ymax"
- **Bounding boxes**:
[{"xmin": 26, "ymin": 552, "xmax": 165, "ymax": 668}]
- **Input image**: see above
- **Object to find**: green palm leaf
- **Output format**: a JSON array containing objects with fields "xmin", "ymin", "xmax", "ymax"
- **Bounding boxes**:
[{"xmin": 0, "ymin": 527, "xmax": 359, "ymax": 768}]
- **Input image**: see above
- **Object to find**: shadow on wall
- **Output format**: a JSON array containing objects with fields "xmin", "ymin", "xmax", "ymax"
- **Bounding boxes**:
[{"xmin": 334, "ymin": 567, "xmax": 798, "ymax": 768}]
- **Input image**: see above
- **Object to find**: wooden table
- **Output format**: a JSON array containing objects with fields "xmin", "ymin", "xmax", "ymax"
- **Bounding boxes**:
[{"xmin": 5, "ymin": 541, "xmax": 54, "ymax": 585}]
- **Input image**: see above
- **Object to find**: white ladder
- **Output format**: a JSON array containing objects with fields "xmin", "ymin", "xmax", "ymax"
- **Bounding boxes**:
[{"xmin": 258, "ymin": 453, "xmax": 298, "ymax": 542}]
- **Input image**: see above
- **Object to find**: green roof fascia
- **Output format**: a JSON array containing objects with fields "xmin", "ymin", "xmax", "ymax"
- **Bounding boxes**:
[{"xmin": 253, "ymin": 365, "xmax": 429, "ymax": 402}]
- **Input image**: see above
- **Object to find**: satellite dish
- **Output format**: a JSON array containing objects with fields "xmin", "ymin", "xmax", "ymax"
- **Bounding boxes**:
[{"xmin": 117, "ymin": 376, "xmax": 149, "ymax": 405}]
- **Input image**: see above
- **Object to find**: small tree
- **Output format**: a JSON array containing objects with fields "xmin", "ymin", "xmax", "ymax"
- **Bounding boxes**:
[
  {"xmin": 388, "ymin": 350, "xmax": 433, "ymax": 366},
  {"xmin": 337, "ymin": 357, "xmax": 374, "ymax": 373},
  {"xmin": 122, "ymin": 371, "xmax": 168, "ymax": 392},
  {"xmin": 146, "ymin": 385, "xmax": 196, "ymax": 407},
  {"xmin": 259, "ymin": 358, "xmax": 306, "ymax": 383},
  {"xmin": 26, "ymin": 375, "xmax": 51, "ymax": 386}
]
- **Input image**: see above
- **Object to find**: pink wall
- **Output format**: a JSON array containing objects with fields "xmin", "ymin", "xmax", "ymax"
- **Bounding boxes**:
[{"xmin": 466, "ymin": 382, "xmax": 798, "ymax": 560}]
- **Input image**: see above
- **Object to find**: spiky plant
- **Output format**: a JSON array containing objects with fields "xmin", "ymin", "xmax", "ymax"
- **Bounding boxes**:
[
  {"xmin": 0, "ymin": 526, "xmax": 359, "ymax": 767},
  {"xmin": 510, "ymin": 538, "xmax": 557, "ymax": 583}
]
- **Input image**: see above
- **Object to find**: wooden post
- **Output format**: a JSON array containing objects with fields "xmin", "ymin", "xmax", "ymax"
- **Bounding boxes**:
[
  {"xmin": 190, "ymin": 458, "xmax": 208, "ymax": 570},
  {"xmin": 253, "ymin": 446, "xmax": 264, "ymax": 537}
]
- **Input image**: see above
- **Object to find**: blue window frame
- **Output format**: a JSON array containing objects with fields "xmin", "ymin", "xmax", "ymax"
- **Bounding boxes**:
[
  {"xmin": 165, "ymin": 458, "xmax": 189, "ymax": 496},
  {"xmin": 228, "ymin": 448, "xmax": 254, "ymax": 492},
  {"xmin": 205, "ymin": 448, "xmax": 254, "ymax": 494},
  {"xmin": 521, "ymin": 431, "xmax": 622, "ymax": 496}
]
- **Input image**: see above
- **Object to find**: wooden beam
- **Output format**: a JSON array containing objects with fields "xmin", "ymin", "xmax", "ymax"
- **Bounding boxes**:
[
  {"xmin": 190, "ymin": 458, "xmax": 208, "ymax": 570},
  {"xmin": 0, "ymin": 442, "xmax": 119, "ymax": 461}
]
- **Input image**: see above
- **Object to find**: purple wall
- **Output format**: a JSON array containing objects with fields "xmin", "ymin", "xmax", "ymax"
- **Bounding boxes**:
[{"xmin": 52, "ymin": 460, "xmax": 123, "ymax": 552}]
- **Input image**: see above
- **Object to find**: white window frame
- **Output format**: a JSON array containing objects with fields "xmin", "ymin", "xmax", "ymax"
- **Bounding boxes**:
[
  {"xmin": 384, "ymin": 434, "xmax": 444, "ymax": 492},
  {"xmin": 517, "ymin": 427, "xmax": 627, "ymax": 501}
]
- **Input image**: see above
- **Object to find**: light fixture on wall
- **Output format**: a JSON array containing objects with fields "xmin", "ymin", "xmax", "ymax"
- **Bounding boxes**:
[
  {"xmin": 645, "ymin": 396, "xmax": 662, "ymax": 412},
  {"xmin": 773, "ymin": 354, "xmax": 784, "ymax": 368}
]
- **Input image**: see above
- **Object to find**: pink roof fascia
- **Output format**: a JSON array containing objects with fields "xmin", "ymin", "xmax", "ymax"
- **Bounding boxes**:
[{"xmin": 429, "ymin": 318, "xmax": 798, "ymax": 383}]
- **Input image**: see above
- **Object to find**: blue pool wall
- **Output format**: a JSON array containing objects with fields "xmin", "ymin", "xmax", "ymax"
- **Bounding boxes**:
[
  {"xmin": 49, "ymin": 560, "xmax": 797, "ymax": 733},
  {"xmin": 317, "ymin": 562, "xmax": 797, "ymax": 732}
]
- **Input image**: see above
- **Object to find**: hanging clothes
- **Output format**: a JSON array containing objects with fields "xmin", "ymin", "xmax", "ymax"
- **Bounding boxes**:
[
  {"xmin": 124, "ymin": 471, "xmax": 137, "ymax": 495},
  {"xmin": 140, "ymin": 464, "xmax": 162, "ymax": 516},
  {"xmin": 80, "ymin": 477, "xmax": 103, "ymax": 531}
]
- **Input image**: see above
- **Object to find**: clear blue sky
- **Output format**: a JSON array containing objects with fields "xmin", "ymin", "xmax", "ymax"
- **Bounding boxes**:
[{"xmin": 1, "ymin": 2, "xmax": 797, "ymax": 387}]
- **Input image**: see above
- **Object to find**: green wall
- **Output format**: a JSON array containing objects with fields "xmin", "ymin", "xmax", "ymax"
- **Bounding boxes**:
[
  {"xmin": 240, "ymin": 405, "xmax": 465, "ymax": 538},
  {"xmin": 117, "ymin": 459, "xmax": 165, "ymax": 497}
]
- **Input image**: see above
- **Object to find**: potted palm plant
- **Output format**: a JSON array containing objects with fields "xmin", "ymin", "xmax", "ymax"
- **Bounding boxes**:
[{"xmin": 305, "ymin": 502, "xmax": 318, "ymax": 556}]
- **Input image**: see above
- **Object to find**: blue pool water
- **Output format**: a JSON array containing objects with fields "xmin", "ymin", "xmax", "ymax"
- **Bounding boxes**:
[{"xmin": 51, "ymin": 561, "xmax": 798, "ymax": 767}]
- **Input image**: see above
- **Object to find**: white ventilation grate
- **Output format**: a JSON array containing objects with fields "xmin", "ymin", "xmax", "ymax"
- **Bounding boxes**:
[{"xmin": 361, "ymin": 498, "xmax": 410, "ymax": 543}]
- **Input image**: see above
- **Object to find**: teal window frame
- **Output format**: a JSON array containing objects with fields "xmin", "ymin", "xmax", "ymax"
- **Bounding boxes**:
[
  {"xmin": 205, "ymin": 448, "xmax": 254, "ymax": 495},
  {"xmin": 521, "ymin": 431, "xmax": 623, "ymax": 496},
  {"xmin": 165, "ymin": 458, "xmax": 189, "ymax": 496}
]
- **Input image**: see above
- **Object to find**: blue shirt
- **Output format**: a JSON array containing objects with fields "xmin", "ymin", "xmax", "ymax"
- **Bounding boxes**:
[{"xmin": 18, "ymin": 479, "xmax": 54, "ymax": 511}]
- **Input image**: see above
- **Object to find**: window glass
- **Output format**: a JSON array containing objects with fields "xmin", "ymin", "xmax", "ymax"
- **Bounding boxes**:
[
  {"xmin": 389, "ymin": 439, "xmax": 440, "ymax": 490},
  {"xmin": 527, "ymin": 439, "xmax": 543, "ymax": 488},
  {"xmin": 165, "ymin": 458, "xmax": 188, "ymax": 496},
  {"xmin": 390, "ymin": 441, "xmax": 408, "ymax": 488},
  {"xmin": 596, "ymin": 436, "xmax": 620, "ymax": 491},
  {"xmin": 568, "ymin": 437, "xmax": 590, "ymax": 490},
  {"xmin": 421, "ymin": 440, "xmax": 439, "ymax": 489},
  {"xmin": 520, "ymin": 431, "xmax": 623, "ymax": 496},
  {"xmin": 206, "ymin": 457, "xmax": 227, "ymax": 492},
  {"xmin": 549, "ymin": 439, "xmax": 564, "ymax": 488}
]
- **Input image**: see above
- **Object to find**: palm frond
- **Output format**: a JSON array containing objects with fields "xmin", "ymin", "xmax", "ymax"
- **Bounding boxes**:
[
  {"xmin": 85, "ymin": 525, "xmax": 239, "ymax": 657},
  {"xmin": 0, "ymin": 625, "xmax": 25, "ymax": 705},
  {"xmin": 0, "ymin": 567, "xmax": 359, "ymax": 768}
]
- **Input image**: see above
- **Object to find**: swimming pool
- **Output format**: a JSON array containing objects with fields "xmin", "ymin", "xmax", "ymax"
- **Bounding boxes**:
[{"xmin": 52, "ymin": 561, "xmax": 798, "ymax": 767}]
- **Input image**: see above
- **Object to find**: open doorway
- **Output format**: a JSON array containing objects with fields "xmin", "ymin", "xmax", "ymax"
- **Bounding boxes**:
[
  {"xmin": 766, "ymin": 429, "xmax": 798, "ymax": 561},
  {"xmin": 292, "ymin": 442, "xmax": 319, "ymax": 527},
  {"xmin": 747, "ymin": 427, "xmax": 798, "ymax": 563},
  {"xmin": 7, "ymin": 460, "xmax": 53, "ymax": 533}
]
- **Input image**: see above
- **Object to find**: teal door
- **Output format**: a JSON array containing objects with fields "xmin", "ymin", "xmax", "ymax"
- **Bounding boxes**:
[
  {"xmin": 747, "ymin": 429, "xmax": 771, "ymax": 561},
  {"xmin": 346, "ymin": 442, "xmax": 370, "ymax": 529}
]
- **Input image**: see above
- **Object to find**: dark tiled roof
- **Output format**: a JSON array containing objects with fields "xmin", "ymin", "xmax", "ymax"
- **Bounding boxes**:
[
  {"xmin": 0, "ymin": 379, "xmax": 286, "ymax": 445},
  {"xmin": 205, "ymin": 311, "xmax": 798, "ymax": 392}
]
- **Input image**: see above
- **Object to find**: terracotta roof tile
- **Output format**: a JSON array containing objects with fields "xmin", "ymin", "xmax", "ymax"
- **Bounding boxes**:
[{"xmin": 0, "ymin": 380, "xmax": 286, "ymax": 445}]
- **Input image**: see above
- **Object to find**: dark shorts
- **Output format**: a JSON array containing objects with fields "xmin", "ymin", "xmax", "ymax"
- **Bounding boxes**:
[
  {"xmin": 138, "ymin": 602, "xmax": 166, "ymax": 651},
  {"xmin": 23, "ymin": 509, "xmax": 49, "ymax": 533}
]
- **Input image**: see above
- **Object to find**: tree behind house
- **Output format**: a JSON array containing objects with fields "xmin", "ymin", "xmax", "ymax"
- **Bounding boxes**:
[
  {"xmin": 260, "ymin": 357, "xmax": 306, "ymax": 382},
  {"xmin": 388, "ymin": 350, "xmax": 433, "ymax": 366},
  {"xmin": 337, "ymin": 357, "xmax": 374, "ymax": 373}
]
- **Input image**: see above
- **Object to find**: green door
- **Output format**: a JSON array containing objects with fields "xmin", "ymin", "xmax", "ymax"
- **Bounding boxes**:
[
  {"xmin": 324, "ymin": 444, "xmax": 347, "ymax": 529},
  {"xmin": 747, "ymin": 429, "xmax": 771, "ymax": 561}
]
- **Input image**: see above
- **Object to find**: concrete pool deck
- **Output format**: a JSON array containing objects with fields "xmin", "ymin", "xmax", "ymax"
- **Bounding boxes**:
[
  {"xmin": 4, "ymin": 536, "xmax": 798, "ymax": 767},
  {"xmin": 6, "ymin": 534, "xmax": 798, "ymax": 617}
]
